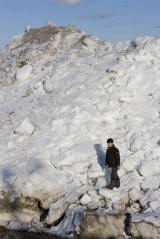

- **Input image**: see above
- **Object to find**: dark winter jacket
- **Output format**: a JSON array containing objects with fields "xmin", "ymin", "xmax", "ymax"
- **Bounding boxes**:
[{"xmin": 105, "ymin": 144, "xmax": 120, "ymax": 167}]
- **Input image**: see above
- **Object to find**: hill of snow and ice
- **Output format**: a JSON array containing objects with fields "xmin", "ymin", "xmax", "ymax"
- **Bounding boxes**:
[{"xmin": 0, "ymin": 23, "xmax": 160, "ymax": 238}]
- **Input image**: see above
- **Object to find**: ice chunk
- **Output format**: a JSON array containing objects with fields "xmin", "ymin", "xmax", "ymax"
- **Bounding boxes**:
[
  {"xmin": 79, "ymin": 210, "xmax": 126, "ymax": 238},
  {"xmin": 15, "ymin": 118, "xmax": 35, "ymax": 136},
  {"xmin": 95, "ymin": 176, "xmax": 107, "ymax": 189},
  {"xmin": 16, "ymin": 64, "xmax": 32, "ymax": 82},
  {"xmin": 80, "ymin": 193, "xmax": 92, "ymax": 205},
  {"xmin": 43, "ymin": 77, "xmax": 54, "ymax": 93},
  {"xmin": 138, "ymin": 159, "xmax": 160, "ymax": 177},
  {"xmin": 130, "ymin": 212, "xmax": 160, "ymax": 238},
  {"xmin": 45, "ymin": 187, "xmax": 88, "ymax": 225},
  {"xmin": 128, "ymin": 188, "xmax": 142, "ymax": 202},
  {"xmin": 141, "ymin": 175, "xmax": 160, "ymax": 191}
]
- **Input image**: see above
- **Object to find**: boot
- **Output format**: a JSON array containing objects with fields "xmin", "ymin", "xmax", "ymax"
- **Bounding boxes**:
[
  {"xmin": 107, "ymin": 179, "xmax": 116, "ymax": 190},
  {"xmin": 115, "ymin": 178, "xmax": 120, "ymax": 188}
]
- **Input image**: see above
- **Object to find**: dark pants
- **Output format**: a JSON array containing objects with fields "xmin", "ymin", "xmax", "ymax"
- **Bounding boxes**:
[{"xmin": 110, "ymin": 167, "xmax": 119, "ymax": 180}]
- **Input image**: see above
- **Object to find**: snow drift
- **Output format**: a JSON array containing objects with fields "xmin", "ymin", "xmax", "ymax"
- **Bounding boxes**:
[{"xmin": 0, "ymin": 23, "xmax": 160, "ymax": 238}]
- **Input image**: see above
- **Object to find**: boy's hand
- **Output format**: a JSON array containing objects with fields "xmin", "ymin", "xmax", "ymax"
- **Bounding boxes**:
[
  {"xmin": 106, "ymin": 164, "xmax": 109, "ymax": 168},
  {"xmin": 117, "ymin": 166, "xmax": 120, "ymax": 170}
]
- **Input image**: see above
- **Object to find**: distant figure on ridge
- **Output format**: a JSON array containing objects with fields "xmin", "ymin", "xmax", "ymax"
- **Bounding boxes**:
[{"xmin": 105, "ymin": 138, "xmax": 120, "ymax": 189}]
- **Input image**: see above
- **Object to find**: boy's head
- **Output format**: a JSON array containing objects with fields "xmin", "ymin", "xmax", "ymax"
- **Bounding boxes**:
[{"xmin": 107, "ymin": 138, "xmax": 114, "ymax": 148}]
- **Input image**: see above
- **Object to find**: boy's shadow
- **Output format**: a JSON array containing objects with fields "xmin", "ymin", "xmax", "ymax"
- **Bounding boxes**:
[{"xmin": 94, "ymin": 144, "xmax": 110, "ymax": 186}]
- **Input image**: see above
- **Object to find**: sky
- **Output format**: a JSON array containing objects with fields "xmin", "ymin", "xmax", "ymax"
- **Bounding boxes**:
[{"xmin": 0, "ymin": 0, "xmax": 160, "ymax": 49}]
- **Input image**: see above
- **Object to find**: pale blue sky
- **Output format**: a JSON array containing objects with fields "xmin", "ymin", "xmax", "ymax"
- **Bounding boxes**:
[{"xmin": 0, "ymin": 0, "xmax": 160, "ymax": 49}]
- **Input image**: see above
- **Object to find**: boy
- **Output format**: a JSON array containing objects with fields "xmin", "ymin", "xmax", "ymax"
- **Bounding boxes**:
[{"xmin": 105, "ymin": 138, "xmax": 120, "ymax": 189}]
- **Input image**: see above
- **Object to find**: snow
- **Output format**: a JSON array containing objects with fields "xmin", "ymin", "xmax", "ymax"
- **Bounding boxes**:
[
  {"xmin": 79, "ymin": 193, "xmax": 92, "ymax": 205},
  {"xmin": 131, "ymin": 211, "xmax": 160, "ymax": 228},
  {"xmin": 95, "ymin": 176, "xmax": 107, "ymax": 189},
  {"xmin": 25, "ymin": 25, "xmax": 31, "ymax": 33},
  {"xmin": 149, "ymin": 200, "xmax": 160, "ymax": 212},
  {"xmin": 98, "ymin": 188, "xmax": 120, "ymax": 202},
  {"xmin": 45, "ymin": 188, "xmax": 88, "ymax": 225},
  {"xmin": 87, "ymin": 163, "xmax": 105, "ymax": 179},
  {"xmin": 140, "ymin": 189, "xmax": 160, "ymax": 209},
  {"xmin": 128, "ymin": 187, "xmax": 141, "ymax": 202},
  {"xmin": 14, "ymin": 118, "xmax": 35, "ymax": 136},
  {"xmin": 15, "ymin": 64, "xmax": 32, "ymax": 82},
  {"xmin": 46, "ymin": 204, "xmax": 86, "ymax": 238},
  {"xmin": 43, "ymin": 76, "xmax": 54, "ymax": 93},
  {"xmin": 0, "ymin": 23, "xmax": 160, "ymax": 234},
  {"xmin": 138, "ymin": 159, "xmax": 160, "ymax": 177},
  {"xmin": 130, "ymin": 212, "xmax": 160, "ymax": 238},
  {"xmin": 141, "ymin": 175, "xmax": 160, "ymax": 191}
]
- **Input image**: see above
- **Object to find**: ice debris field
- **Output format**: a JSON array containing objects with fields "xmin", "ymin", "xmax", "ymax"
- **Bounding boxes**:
[{"xmin": 0, "ymin": 23, "xmax": 160, "ymax": 238}]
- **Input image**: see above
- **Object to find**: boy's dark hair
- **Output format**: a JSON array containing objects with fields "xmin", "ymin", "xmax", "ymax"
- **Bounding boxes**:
[{"xmin": 107, "ymin": 138, "xmax": 114, "ymax": 143}]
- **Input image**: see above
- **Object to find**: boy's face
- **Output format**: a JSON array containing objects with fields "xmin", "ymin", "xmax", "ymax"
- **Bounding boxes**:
[{"xmin": 107, "ymin": 142, "xmax": 113, "ymax": 148}]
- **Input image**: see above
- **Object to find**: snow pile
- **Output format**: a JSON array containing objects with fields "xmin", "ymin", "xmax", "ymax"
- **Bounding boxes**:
[{"xmin": 0, "ymin": 23, "xmax": 160, "ymax": 236}]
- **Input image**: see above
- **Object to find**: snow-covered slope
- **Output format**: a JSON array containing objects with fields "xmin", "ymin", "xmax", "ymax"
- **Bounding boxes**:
[{"xmin": 0, "ymin": 23, "xmax": 160, "ymax": 237}]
